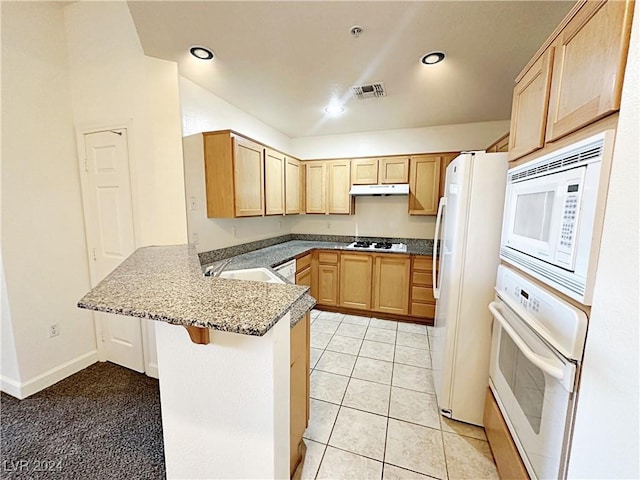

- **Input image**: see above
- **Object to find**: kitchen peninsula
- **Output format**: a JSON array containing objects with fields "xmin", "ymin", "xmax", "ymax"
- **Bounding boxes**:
[
  {"xmin": 78, "ymin": 243, "xmax": 314, "ymax": 479},
  {"xmin": 77, "ymin": 235, "xmax": 435, "ymax": 478}
]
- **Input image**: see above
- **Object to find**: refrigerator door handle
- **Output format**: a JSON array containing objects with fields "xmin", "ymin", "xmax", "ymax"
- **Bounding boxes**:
[{"xmin": 433, "ymin": 196, "xmax": 447, "ymax": 299}]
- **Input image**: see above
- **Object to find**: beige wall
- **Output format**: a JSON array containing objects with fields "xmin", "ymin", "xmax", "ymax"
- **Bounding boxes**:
[
  {"xmin": 65, "ymin": 2, "xmax": 188, "ymax": 247},
  {"xmin": 289, "ymin": 120, "xmax": 510, "ymax": 159},
  {"xmin": 1, "ymin": 1, "xmax": 97, "ymax": 396},
  {"xmin": 291, "ymin": 196, "xmax": 436, "ymax": 239}
]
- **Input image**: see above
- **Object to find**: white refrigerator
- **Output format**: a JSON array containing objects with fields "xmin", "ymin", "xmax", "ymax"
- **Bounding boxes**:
[{"xmin": 431, "ymin": 151, "xmax": 508, "ymax": 426}]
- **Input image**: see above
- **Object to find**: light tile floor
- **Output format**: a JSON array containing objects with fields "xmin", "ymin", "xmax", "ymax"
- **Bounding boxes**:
[{"xmin": 294, "ymin": 309, "xmax": 499, "ymax": 480}]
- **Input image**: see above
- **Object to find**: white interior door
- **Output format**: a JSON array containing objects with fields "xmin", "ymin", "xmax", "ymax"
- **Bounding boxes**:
[{"xmin": 81, "ymin": 129, "xmax": 144, "ymax": 372}]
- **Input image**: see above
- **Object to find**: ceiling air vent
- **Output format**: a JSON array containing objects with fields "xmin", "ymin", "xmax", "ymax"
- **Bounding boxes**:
[{"xmin": 351, "ymin": 82, "xmax": 386, "ymax": 100}]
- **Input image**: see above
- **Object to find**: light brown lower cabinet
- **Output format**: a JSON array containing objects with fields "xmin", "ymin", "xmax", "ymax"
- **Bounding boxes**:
[
  {"xmin": 313, "ymin": 251, "xmax": 339, "ymax": 306},
  {"xmin": 311, "ymin": 251, "xmax": 434, "ymax": 322},
  {"xmin": 410, "ymin": 256, "xmax": 436, "ymax": 320},
  {"xmin": 289, "ymin": 313, "xmax": 310, "ymax": 476},
  {"xmin": 483, "ymin": 387, "xmax": 529, "ymax": 480},
  {"xmin": 372, "ymin": 254, "xmax": 410, "ymax": 315},
  {"xmin": 339, "ymin": 253, "xmax": 373, "ymax": 310},
  {"xmin": 295, "ymin": 253, "xmax": 312, "ymax": 288}
]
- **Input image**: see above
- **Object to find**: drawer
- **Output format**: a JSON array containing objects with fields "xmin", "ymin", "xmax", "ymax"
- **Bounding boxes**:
[
  {"xmin": 412, "ymin": 285, "xmax": 435, "ymax": 303},
  {"xmin": 318, "ymin": 251, "xmax": 339, "ymax": 264},
  {"xmin": 296, "ymin": 253, "xmax": 312, "ymax": 272},
  {"xmin": 413, "ymin": 256, "xmax": 432, "ymax": 272},
  {"xmin": 411, "ymin": 302, "xmax": 435, "ymax": 318},
  {"xmin": 412, "ymin": 271, "xmax": 432, "ymax": 287}
]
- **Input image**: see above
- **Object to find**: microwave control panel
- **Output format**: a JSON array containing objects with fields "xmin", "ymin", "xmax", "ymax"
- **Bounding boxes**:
[{"xmin": 556, "ymin": 182, "xmax": 581, "ymax": 264}]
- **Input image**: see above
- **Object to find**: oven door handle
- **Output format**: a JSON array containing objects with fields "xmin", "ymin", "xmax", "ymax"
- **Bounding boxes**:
[{"xmin": 488, "ymin": 301, "xmax": 565, "ymax": 381}]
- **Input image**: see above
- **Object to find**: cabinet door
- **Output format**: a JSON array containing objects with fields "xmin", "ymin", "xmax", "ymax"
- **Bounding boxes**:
[
  {"xmin": 290, "ymin": 315, "xmax": 309, "ymax": 476},
  {"xmin": 339, "ymin": 253, "xmax": 373, "ymax": 310},
  {"xmin": 508, "ymin": 49, "xmax": 554, "ymax": 161},
  {"xmin": 317, "ymin": 264, "xmax": 339, "ymax": 306},
  {"xmin": 265, "ymin": 149, "xmax": 285, "ymax": 215},
  {"xmin": 295, "ymin": 266, "xmax": 311, "ymax": 287},
  {"xmin": 351, "ymin": 158, "xmax": 378, "ymax": 185},
  {"xmin": 409, "ymin": 155, "xmax": 442, "ymax": 215},
  {"xmin": 373, "ymin": 254, "xmax": 410, "ymax": 315},
  {"xmin": 285, "ymin": 157, "xmax": 301, "ymax": 214},
  {"xmin": 305, "ymin": 162, "xmax": 326, "ymax": 214},
  {"xmin": 483, "ymin": 388, "xmax": 529, "ymax": 480},
  {"xmin": 546, "ymin": 0, "xmax": 633, "ymax": 142},
  {"xmin": 486, "ymin": 133, "xmax": 510, "ymax": 153},
  {"xmin": 379, "ymin": 157, "xmax": 409, "ymax": 184},
  {"xmin": 327, "ymin": 160, "xmax": 352, "ymax": 214},
  {"xmin": 233, "ymin": 136, "xmax": 264, "ymax": 217}
]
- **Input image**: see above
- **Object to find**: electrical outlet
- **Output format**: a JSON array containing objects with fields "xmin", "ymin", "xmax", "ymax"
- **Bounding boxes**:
[
  {"xmin": 327, "ymin": 222, "xmax": 331, "ymax": 230},
  {"xmin": 189, "ymin": 197, "xmax": 197, "ymax": 211},
  {"xmin": 49, "ymin": 323, "xmax": 60, "ymax": 338},
  {"xmin": 192, "ymin": 232, "xmax": 199, "ymax": 245}
]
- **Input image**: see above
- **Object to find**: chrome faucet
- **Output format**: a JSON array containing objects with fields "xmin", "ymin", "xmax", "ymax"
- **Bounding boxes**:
[{"xmin": 205, "ymin": 258, "xmax": 232, "ymax": 277}]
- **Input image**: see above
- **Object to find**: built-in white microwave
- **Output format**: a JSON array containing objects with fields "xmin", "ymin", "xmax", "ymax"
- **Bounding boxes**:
[{"xmin": 500, "ymin": 131, "xmax": 615, "ymax": 305}]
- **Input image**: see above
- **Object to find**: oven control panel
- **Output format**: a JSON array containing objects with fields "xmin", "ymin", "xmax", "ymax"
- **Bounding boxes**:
[{"xmin": 495, "ymin": 265, "xmax": 587, "ymax": 361}]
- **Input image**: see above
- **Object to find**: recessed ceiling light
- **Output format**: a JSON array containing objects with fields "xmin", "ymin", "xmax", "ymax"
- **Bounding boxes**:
[
  {"xmin": 190, "ymin": 46, "xmax": 214, "ymax": 60},
  {"xmin": 324, "ymin": 105, "xmax": 345, "ymax": 115},
  {"xmin": 421, "ymin": 51, "xmax": 445, "ymax": 65}
]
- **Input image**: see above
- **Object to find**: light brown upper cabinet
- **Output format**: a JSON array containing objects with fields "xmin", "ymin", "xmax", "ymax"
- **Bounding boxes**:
[
  {"xmin": 339, "ymin": 252, "xmax": 373, "ymax": 311},
  {"xmin": 351, "ymin": 156, "xmax": 410, "ymax": 185},
  {"xmin": 351, "ymin": 158, "xmax": 379, "ymax": 185},
  {"xmin": 327, "ymin": 160, "xmax": 353, "ymax": 214},
  {"xmin": 233, "ymin": 136, "xmax": 265, "ymax": 217},
  {"xmin": 285, "ymin": 156, "xmax": 301, "ymax": 215},
  {"xmin": 508, "ymin": 48, "xmax": 554, "ymax": 161},
  {"xmin": 306, "ymin": 160, "xmax": 353, "ymax": 214},
  {"xmin": 409, "ymin": 154, "xmax": 443, "ymax": 215},
  {"xmin": 545, "ymin": 0, "xmax": 634, "ymax": 142},
  {"xmin": 305, "ymin": 162, "xmax": 326, "ymax": 214},
  {"xmin": 188, "ymin": 130, "xmax": 265, "ymax": 218},
  {"xmin": 372, "ymin": 254, "xmax": 410, "ymax": 315},
  {"xmin": 379, "ymin": 157, "xmax": 409, "ymax": 183},
  {"xmin": 264, "ymin": 148, "xmax": 285, "ymax": 215},
  {"xmin": 486, "ymin": 133, "xmax": 510, "ymax": 153}
]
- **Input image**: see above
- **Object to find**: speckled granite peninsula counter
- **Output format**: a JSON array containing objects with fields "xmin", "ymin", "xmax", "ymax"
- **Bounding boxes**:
[
  {"xmin": 78, "ymin": 243, "xmax": 310, "ymax": 479},
  {"xmin": 77, "ymin": 244, "xmax": 315, "ymax": 337}
]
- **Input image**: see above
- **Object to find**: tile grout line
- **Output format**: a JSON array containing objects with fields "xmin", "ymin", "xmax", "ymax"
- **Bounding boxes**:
[{"xmin": 310, "ymin": 311, "xmax": 344, "ymax": 480}]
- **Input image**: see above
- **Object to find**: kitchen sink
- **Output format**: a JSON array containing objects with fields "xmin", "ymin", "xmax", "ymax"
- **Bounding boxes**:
[{"xmin": 218, "ymin": 267, "xmax": 283, "ymax": 284}]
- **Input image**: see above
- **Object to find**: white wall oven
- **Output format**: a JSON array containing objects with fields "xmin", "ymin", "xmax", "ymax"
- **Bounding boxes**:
[
  {"xmin": 489, "ymin": 266, "xmax": 587, "ymax": 480},
  {"xmin": 500, "ymin": 130, "xmax": 615, "ymax": 305}
]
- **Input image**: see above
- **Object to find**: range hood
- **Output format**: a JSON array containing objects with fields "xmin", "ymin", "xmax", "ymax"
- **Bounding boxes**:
[{"xmin": 349, "ymin": 184, "xmax": 410, "ymax": 196}]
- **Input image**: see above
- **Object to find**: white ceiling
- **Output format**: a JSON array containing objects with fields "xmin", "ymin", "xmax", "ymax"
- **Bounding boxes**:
[{"xmin": 127, "ymin": 1, "xmax": 573, "ymax": 138}]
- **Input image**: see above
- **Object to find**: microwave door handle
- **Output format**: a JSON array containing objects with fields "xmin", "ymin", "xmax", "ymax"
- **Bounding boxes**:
[
  {"xmin": 432, "ymin": 197, "xmax": 447, "ymax": 299},
  {"xmin": 488, "ymin": 301, "xmax": 565, "ymax": 381}
]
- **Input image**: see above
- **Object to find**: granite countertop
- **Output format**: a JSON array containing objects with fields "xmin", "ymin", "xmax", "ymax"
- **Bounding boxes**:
[
  {"xmin": 77, "ymin": 235, "xmax": 434, "ymax": 338},
  {"xmin": 78, "ymin": 244, "xmax": 314, "ymax": 337},
  {"xmin": 200, "ymin": 237, "xmax": 434, "ymax": 273}
]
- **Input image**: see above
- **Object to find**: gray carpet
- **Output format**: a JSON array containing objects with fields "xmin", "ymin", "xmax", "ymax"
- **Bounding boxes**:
[{"xmin": 1, "ymin": 362, "xmax": 165, "ymax": 479}]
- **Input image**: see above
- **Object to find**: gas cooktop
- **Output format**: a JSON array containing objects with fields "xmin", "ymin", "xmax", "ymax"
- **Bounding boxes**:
[{"xmin": 346, "ymin": 241, "xmax": 407, "ymax": 252}]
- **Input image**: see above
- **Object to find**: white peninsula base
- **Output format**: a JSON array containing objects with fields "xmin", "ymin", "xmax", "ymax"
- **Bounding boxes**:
[{"xmin": 155, "ymin": 314, "xmax": 291, "ymax": 479}]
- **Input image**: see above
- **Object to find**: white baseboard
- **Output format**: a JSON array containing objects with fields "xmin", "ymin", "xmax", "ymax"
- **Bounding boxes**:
[
  {"xmin": 146, "ymin": 362, "xmax": 159, "ymax": 379},
  {"xmin": 0, "ymin": 375, "xmax": 23, "ymax": 398},
  {"xmin": 1, "ymin": 350, "xmax": 98, "ymax": 399}
]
